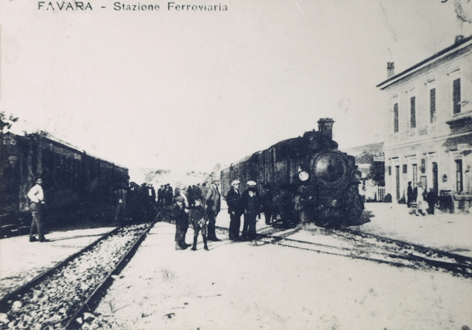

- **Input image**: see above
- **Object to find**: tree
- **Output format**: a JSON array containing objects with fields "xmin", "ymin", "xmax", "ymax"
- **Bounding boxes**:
[
  {"xmin": 368, "ymin": 161, "xmax": 385, "ymax": 186},
  {"xmin": 0, "ymin": 111, "xmax": 19, "ymax": 197},
  {"xmin": 0, "ymin": 111, "xmax": 19, "ymax": 131}
]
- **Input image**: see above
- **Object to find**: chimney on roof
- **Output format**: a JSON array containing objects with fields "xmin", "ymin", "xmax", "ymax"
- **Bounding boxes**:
[
  {"xmin": 387, "ymin": 62, "xmax": 395, "ymax": 78},
  {"xmin": 455, "ymin": 35, "xmax": 464, "ymax": 44}
]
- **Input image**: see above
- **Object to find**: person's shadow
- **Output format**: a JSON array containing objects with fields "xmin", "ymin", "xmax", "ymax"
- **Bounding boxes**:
[{"xmin": 355, "ymin": 209, "xmax": 375, "ymax": 226}]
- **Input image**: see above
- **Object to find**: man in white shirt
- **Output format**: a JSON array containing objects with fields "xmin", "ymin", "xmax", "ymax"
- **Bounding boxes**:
[{"xmin": 27, "ymin": 178, "xmax": 47, "ymax": 242}]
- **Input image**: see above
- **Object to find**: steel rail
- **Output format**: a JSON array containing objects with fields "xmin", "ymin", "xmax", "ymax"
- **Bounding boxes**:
[
  {"xmin": 266, "ymin": 233, "xmax": 472, "ymax": 277},
  {"xmin": 215, "ymin": 224, "xmax": 472, "ymax": 278},
  {"xmin": 64, "ymin": 218, "xmax": 159, "ymax": 329},
  {"xmin": 214, "ymin": 225, "xmax": 422, "ymax": 269},
  {"xmin": 342, "ymin": 227, "xmax": 472, "ymax": 266},
  {"xmin": 0, "ymin": 226, "xmax": 122, "ymax": 310},
  {"xmin": 0, "ymin": 217, "xmax": 159, "ymax": 330}
]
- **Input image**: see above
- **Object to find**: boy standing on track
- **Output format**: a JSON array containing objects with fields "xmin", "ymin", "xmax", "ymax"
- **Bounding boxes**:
[
  {"xmin": 27, "ymin": 178, "xmax": 47, "ymax": 242},
  {"xmin": 242, "ymin": 182, "xmax": 261, "ymax": 243},
  {"xmin": 172, "ymin": 196, "xmax": 190, "ymax": 250},
  {"xmin": 189, "ymin": 196, "xmax": 209, "ymax": 251}
]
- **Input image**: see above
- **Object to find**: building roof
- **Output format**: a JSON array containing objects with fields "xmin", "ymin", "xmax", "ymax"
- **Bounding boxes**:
[
  {"xmin": 344, "ymin": 142, "xmax": 384, "ymax": 157},
  {"xmin": 344, "ymin": 142, "xmax": 384, "ymax": 166},
  {"xmin": 377, "ymin": 35, "xmax": 472, "ymax": 90}
]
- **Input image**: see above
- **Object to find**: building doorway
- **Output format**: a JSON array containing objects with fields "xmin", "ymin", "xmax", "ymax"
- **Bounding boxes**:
[
  {"xmin": 456, "ymin": 159, "xmax": 463, "ymax": 192},
  {"xmin": 412, "ymin": 164, "xmax": 418, "ymax": 187},
  {"xmin": 432, "ymin": 162, "xmax": 438, "ymax": 192},
  {"xmin": 395, "ymin": 165, "xmax": 400, "ymax": 201}
]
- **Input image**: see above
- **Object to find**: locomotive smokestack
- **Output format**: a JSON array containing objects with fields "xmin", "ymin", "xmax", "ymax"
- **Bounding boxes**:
[
  {"xmin": 387, "ymin": 62, "xmax": 395, "ymax": 78},
  {"xmin": 318, "ymin": 118, "xmax": 334, "ymax": 141}
]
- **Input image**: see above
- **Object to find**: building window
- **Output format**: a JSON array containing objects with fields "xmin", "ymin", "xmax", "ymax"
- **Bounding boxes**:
[
  {"xmin": 410, "ymin": 96, "xmax": 416, "ymax": 128},
  {"xmin": 388, "ymin": 166, "xmax": 391, "ymax": 176},
  {"xmin": 420, "ymin": 175, "xmax": 427, "ymax": 190},
  {"xmin": 456, "ymin": 159, "xmax": 463, "ymax": 192},
  {"xmin": 412, "ymin": 164, "xmax": 417, "ymax": 187},
  {"xmin": 430, "ymin": 88, "xmax": 436, "ymax": 123},
  {"xmin": 453, "ymin": 78, "xmax": 461, "ymax": 114},
  {"xmin": 393, "ymin": 103, "xmax": 399, "ymax": 133},
  {"xmin": 403, "ymin": 164, "xmax": 407, "ymax": 173}
]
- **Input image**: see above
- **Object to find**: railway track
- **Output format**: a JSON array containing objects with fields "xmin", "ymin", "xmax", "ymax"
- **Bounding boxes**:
[
  {"xmin": 2, "ymin": 218, "xmax": 469, "ymax": 329},
  {"xmin": 0, "ymin": 221, "xmax": 156, "ymax": 330},
  {"xmin": 217, "ymin": 224, "xmax": 472, "ymax": 278},
  {"xmin": 332, "ymin": 227, "xmax": 472, "ymax": 276}
]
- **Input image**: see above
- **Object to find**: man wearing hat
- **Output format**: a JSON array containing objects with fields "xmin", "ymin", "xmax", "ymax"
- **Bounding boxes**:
[
  {"xmin": 241, "ymin": 181, "xmax": 260, "ymax": 241},
  {"xmin": 172, "ymin": 196, "xmax": 190, "ymax": 250},
  {"xmin": 407, "ymin": 181, "xmax": 414, "ymax": 208},
  {"xmin": 27, "ymin": 178, "xmax": 47, "ymax": 242},
  {"xmin": 226, "ymin": 179, "xmax": 244, "ymax": 241},
  {"xmin": 204, "ymin": 180, "xmax": 221, "ymax": 241}
]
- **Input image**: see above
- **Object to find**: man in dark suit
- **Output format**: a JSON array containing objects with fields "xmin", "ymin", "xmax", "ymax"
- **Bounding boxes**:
[
  {"xmin": 407, "ymin": 181, "xmax": 414, "ymax": 208},
  {"xmin": 426, "ymin": 188, "xmax": 438, "ymax": 215},
  {"xmin": 204, "ymin": 180, "xmax": 222, "ymax": 241},
  {"xmin": 226, "ymin": 180, "xmax": 244, "ymax": 241},
  {"xmin": 413, "ymin": 185, "xmax": 418, "ymax": 204}
]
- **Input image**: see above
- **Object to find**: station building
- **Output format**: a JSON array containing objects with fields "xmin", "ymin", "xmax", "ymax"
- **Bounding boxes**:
[
  {"xmin": 377, "ymin": 35, "xmax": 472, "ymax": 212},
  {"xmin": 344, "ymin": 143, "xmax": 385, "ymax": 202}
]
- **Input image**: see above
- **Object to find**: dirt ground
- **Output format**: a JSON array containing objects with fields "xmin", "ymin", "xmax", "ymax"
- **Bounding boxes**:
[{"xmin": 94, "ymin": 219, "xmax": 472, "ymax": 330}]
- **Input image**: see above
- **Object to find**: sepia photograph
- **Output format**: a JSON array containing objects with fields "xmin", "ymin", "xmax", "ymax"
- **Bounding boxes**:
[{"xmin": 0, "ymin": 0, "xmax": 471, "ymax": 329}]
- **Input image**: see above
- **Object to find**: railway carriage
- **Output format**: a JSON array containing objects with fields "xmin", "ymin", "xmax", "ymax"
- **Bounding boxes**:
[
  {"xmin": 0, "ymin": 131, "xmax": 129, "ymax": 232},
  {"xmin": 221, "ymin": 118, "xmax": 366, "ymax": 229}
]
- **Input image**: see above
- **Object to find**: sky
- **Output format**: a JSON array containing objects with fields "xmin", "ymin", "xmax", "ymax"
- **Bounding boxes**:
[{"xmin": 1, "ymin": 0, "xmax": 471, "ymax": 172}]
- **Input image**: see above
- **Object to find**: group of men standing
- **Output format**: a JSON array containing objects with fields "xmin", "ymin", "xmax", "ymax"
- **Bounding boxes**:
[
  {"xmin": 116, "ymin": 182, "xmax": 158, "ymax": 223},
  {"xmin": 226, "ymin": 179, "xmax": 274, "ymax": 242},
  {"xmin": 27, "ymin": 178, "xmax": 157, "ymax": 243},
  {"xmin": 27, "ymin": 175, "xmax": 275, "ymax": 248},
  {"xmin": 171, "ymin": 180, "xmax": 221, "ymax": 250},
  {"xmin": 407, "ymin": 181, "xmax": 439, "ymax": 216},
  {"xmin": 157, "ymin": 184, "xmax": 175, "ymax": 206},
  {"xmin": 172, "ymin": 178, "xmax": 273, "ymax": 250}
]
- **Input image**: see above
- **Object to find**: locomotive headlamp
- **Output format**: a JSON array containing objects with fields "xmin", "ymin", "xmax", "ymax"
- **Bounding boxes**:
[{"xmin": 299, "ymin": 171, "xmax": 310, "ymax": 182}]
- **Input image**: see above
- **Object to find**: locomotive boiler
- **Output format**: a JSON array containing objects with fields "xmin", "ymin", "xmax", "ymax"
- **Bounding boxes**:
[{"xmin": 220, "ymin": 118, "xmax": 366, "ymax": 229}]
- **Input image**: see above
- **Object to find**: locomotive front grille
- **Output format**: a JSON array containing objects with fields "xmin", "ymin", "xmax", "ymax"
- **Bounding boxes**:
[{"xmin": 311, "ymin": 152, "xmax": 350, "ymax": 189}]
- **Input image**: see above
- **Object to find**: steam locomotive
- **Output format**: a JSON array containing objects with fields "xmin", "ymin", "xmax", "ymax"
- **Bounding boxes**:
[
  {"xmin": 220, "ymin": 118, "xmax": 366, "ymax": 229},
  {"xmin": 0, "ymin": 131, "xmax": 129, "ymax": 233}
]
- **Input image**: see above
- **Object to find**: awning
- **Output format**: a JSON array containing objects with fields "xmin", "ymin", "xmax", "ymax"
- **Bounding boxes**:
[{"xmin": 442, "ymin": 133, "xmax": 472, "ymax": 151}]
